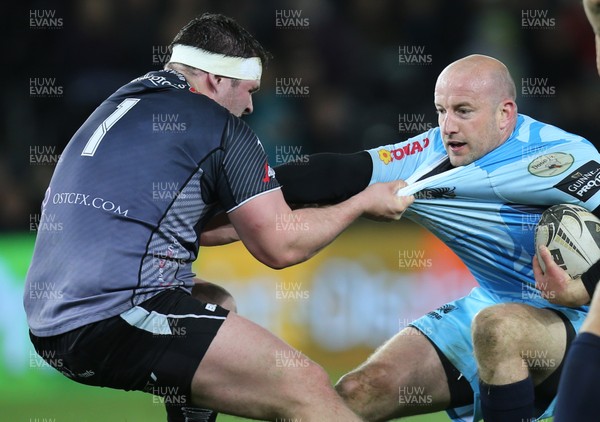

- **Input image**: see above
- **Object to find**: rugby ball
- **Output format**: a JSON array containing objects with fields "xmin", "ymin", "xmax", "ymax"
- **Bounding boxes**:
[{"xmin": 535, "ymin": 204, "xmax": 600, "ymax": 277}]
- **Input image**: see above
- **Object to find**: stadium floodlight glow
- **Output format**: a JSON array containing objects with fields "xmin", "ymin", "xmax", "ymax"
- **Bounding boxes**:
[{"xmin": 169, "ymin": 44, "xmax": 263, "ymax": 81}]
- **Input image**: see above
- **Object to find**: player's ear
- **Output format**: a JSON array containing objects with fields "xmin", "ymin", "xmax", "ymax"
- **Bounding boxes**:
[
  {"xmin": 497, "ymin": 99, "xmax": 517, "ymax": 131},
  {"xmin": 206, "ymin": 73, "xmax": 225, "ymax": 94}
]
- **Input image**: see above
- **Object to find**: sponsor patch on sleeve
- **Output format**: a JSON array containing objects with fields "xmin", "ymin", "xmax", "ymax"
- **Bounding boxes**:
[
  {"xmin": 527, "ymin": 152, "xmax": 574, "ymax": 177},
  {"xmin": 377, "ymin": 138, "xmax": 430, "ymax": 165},
  {"xmin": 554, "ymin": 160, "xmax": 600, "ymax": 201}
]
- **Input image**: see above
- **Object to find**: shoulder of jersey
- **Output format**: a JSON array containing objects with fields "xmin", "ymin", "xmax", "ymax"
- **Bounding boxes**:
[
  {"xmin": 514, "ymin": 114, "xmax": 588, "ymax": 146},
  {"xmin": 120, "ymin": 70, "xmax": 233, "ymax": 118}
]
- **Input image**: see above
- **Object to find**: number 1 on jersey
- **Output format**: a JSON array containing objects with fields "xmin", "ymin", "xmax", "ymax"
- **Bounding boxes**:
[{"xmin": 81, "ymin": 98, "xmax": 140, "ymax": 157}]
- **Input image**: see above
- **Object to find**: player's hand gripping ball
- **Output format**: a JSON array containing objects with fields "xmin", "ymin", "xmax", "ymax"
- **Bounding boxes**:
[{"xmin": 535, "ymin": 204, "xmax": 600, "ymax": 278}]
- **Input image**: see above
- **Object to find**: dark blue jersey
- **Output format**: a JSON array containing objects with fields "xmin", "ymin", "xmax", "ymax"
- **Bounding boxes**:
[{"xmin": 24, "ymin": 70, "xmax": 279, "ymax": 336}]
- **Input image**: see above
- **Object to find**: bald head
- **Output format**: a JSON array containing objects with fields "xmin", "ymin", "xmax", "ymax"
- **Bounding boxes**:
[
  {"xmin": 434, "ymin": 55, "xmax": 519, "ymax": 167},
  {"xmin": 436, "ymin": 54, "xmax": 516, "ymax": 105}
]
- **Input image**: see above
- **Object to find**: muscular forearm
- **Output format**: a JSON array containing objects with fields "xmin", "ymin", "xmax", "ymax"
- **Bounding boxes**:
[
  {"xmin": 229, "ymin": 182, "xmax": 413, "ymax": 269},
  {"xmin": 274, "ymin": 192, "xmax": 383, "ymax": 266},
  {"xmin": 275, "ymin": 182, "xmax": 413, "ymax": 267},
  {"xmin": 274, "ymin": 203, "xmax": 366, "ymax": 267}
]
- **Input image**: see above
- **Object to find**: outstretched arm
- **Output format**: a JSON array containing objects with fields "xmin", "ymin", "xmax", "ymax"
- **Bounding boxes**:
[
  {"xmin": 228, "ymin": 180, "xmax": 413, "ymax": 269},
  {"xmin": 213, "ymin": 115, "xmax": 413, "ymax": 269}
]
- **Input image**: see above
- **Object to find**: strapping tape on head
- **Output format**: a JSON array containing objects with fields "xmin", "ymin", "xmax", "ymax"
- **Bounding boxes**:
[{"xmin": 169, "ymin": 44, "xmax": 262, "ymax": 81}]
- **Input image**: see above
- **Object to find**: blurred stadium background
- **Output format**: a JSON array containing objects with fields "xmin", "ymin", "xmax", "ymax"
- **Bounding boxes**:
[{"xmin": 2, "ymin": 0, "xmax": 598, "ymax": 420}]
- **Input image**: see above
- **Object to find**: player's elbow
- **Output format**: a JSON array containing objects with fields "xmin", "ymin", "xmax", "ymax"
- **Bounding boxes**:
[
  {"xmin": 255, "ymin": 247, "xmax": 307, "ymax": 270},
  {"xmin": 259, "ymin": 253, "xmax": 299, "ymax": 270},
  {"xmin": 263, "ymin": 259, "xmax": 291, "ymax": 270}
]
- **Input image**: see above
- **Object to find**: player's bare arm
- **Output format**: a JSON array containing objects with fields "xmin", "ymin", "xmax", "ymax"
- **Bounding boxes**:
[
  {"xmin": 533, "ymin": 245, "xmax": 591, "ymax": 307},
  {"xmin": 228, "ymin": 181, "xmax": 413, "ymax": 269}
]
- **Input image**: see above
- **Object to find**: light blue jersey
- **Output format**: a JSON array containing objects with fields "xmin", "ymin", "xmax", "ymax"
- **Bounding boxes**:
[
  {"xmin": 368, "ymin": 114, "xmax": 600, "ymax": 420},
  {"xmin": 369, "ymin": 114, "xmax": 600, "ymax": 309}
]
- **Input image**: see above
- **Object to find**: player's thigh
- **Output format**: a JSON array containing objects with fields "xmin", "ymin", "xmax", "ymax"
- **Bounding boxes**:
[
  {"xmin": 368, "ymin": 326, "xmax": 452, "ymax": 403},
  {"xmin": 190, "ymin": 312, "xmax": 333, "ymax": 419},
  {"xmin": 519, "ymin": 306, "xmax": 570, "ymax": 384},
  {"xmin": 473, "ymin": 303, "xmax": 568, "ymax": 384}
]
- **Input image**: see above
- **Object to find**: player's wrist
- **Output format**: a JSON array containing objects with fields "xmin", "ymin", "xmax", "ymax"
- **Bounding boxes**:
[
  {"xmin": 346, "ymin": 185, "xmax": 372, "ymax": 214},
  {"xmin": 582, "ymin": 259, "xmax": 600, "ymax": 301},
  {"xmin": 546, "ymin": 277, "xmax": 590, "ymax": 307},
  {"xmin": 568, "ymin": 277, "xmax": 593, "ymax": 307}
]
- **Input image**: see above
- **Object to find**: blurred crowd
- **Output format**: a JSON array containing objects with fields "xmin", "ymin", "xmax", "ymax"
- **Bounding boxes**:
[{"xmin": 2, "ymin": 0, "xmax": 598, "ymax": 230}]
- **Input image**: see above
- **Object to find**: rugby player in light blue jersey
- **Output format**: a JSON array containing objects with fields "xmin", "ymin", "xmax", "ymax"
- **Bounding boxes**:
[{"xmin": 276, "ymin": 54, "xmax": 600, "ymax": 421}]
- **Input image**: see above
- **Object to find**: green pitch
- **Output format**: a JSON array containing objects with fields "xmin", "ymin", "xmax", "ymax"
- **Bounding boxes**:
[
  {"xmin": 0, "ymin": 374, "xmax": 554, "ymax": 421},
  {"xmin": 1, "ymin": 372, "xmax": 450, "ymax": 422}
]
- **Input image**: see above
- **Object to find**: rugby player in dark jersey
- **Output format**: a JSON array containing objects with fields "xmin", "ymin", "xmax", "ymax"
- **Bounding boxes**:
[{"xmin": 24, "ymin": 13, "xmax": 412, "ymax": 422}]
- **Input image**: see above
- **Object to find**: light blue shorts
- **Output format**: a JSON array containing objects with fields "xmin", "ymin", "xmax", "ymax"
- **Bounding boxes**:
[{"xmin": 410, "ymin": 286, "xmax": 588, "ymax": 421}]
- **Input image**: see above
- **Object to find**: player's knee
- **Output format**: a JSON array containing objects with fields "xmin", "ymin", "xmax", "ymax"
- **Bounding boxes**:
[
  {"xmin": 472, "ymin": 304, "xmax": 522, "ymax": 356},
  {"xmin": 335, "ymin": 372, "xmax": 362, "ymax": 402},
  {"xmin": 279, "ymin": 361, "xmax": 335, "ymax": 410},
  {"xmin": 336, "ymin": 362, "xmax": 393, "ymax": 405}
]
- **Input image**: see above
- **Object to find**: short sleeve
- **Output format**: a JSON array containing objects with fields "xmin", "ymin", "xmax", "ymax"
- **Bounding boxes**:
[
  {"xmin": 367, "ymin": 128, "xmax": 446, "ymax": 185},
  {"xmin": 217, "ymin": 115, "xmax": 280, "ymax": 212}
]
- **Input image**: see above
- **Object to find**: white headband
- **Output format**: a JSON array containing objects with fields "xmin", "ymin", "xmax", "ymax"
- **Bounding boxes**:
[{"xmin": 169, "ymin": 44, "xmax": 262, "ymax": 81}]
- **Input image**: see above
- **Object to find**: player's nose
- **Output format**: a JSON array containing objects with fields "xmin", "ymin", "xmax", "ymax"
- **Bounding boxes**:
[
  {"xmin": 441, "ymin": 113, "xmax": 458, "ymax": 135},
  {"xmin": 243, "ymin": 97, "xmax": 254, "ymax": 115}
]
